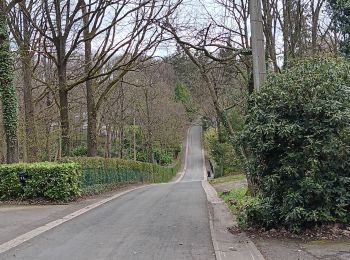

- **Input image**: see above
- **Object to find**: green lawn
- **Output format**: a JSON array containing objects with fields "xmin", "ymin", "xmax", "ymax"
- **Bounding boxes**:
[{"xmin": 209, "ymin": 174, "xmax": 246, "ymax": 185}]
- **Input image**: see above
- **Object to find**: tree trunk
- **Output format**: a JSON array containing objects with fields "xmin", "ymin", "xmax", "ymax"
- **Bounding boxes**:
[
  {"xmin": 20, "ymin": 11, "xmax": 37, "ymax": 162},
  {"xmin": 146, "ymin": 138, "xmax": 153, "ymax": 163},
  {"xmin": 0, "ymin": 3, "xmax": 18, "ymax": 163},
  {"xmin": 45, "ymin": 120, "xmax": 51, "ymax": 161},
  {"xmin": 311, "ymin": 0, "xmax": 322, "ymax": 55},
  {"xmin": 87, "ymin": 105, "xmax": 97, "ymax": 156},
  {"xmin": 133, "ymin": 117, "xmax": 136, "ymax": 161},
  {"xmin": 21, "ymin": 53, "xmax": 38, "ymax": 162},
  {"xmin": 144, "ymin": 89, "xmax": 153, "ymax": 163},
  {"xmin": 58, "ymin": 65, "xmax": 70, "ymax": 157},
  {"xmin": 119, "ymin": 84, "xmax": 125, "ymax": 159},
  {"xmin": 82, "ymin": 1, "xmax": 98, "ymax": 157},
  {"xmin": 282, "ymin": 0, "xmax": 291, "ymax": 65},
  {"xmin": 119, "ymin": 126, "xmax": 124, "ymax": 159},
  {"xmin": 55, "ymin": 6, "xmax": 70, "ymax": 157},
  {"xmin": 115, "ymin": 128, "xmax": 119, "ymax": 158},
  {"xmin": 42, "ymin": 58, "xmax": 53, "ymax": 161},
  {"xmin": 262, "ymin": 0, "xmax": 279, "ymax": 72},
  {"xmin": 105, "ymin": 125, "xmax": 112, "ymax": 158}
]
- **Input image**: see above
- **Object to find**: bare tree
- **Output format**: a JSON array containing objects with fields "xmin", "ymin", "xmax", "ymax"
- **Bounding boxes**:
[
  {"xmin": 76, "ymin": 0, "xmax": 173, "ymax": 157},
  {"xmin": 8, "ymin": 0, "xmax": 41, "ymax": 162},
  {"xmin": 161, "ymin": 18, "xmax": 251, "ymax": 137}
]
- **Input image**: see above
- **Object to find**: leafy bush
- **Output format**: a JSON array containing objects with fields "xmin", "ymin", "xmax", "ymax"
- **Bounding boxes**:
[
  {"xmin": 0, "ymin": 162, "xmax": 82, "ymax": 201},
  {"xmin": 204, "ymin": 127, "xmax": 243, "ymax": 176},
  {"xmin": 153, "ymin": 148, "xmax": 173, "ymax": 165},
  {"xmin": 136, "ymin": 151, "xmax": 148, "ymax": 162},
  {"xmin": 220, "ymin": 187, "xmax": 260, "ymax": 228},
  {"xmin": 71, "ymin": 145, "xmax": 88, "ymax": 156},
  {"xmin": 240, "ymin": 58, "xmax": 350, "ymax": 231}
]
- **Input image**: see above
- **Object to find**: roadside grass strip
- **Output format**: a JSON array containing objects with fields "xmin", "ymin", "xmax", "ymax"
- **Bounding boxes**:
[{"xmin": 209, "ymin": 174, "xmax": 246, "ymax": 185}]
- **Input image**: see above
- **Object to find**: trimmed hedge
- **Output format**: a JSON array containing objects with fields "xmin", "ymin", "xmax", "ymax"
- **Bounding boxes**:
[
  {"xmin": 0, "ymin": 157, "xmax": 180, "ymax": 201},
  {"xmin": 64, "ymin": 157, "xmax": 180, "ymax": 190},
  {"xmin": 0, "ymin": 162, "xmax": 82, "ymax": 201}
]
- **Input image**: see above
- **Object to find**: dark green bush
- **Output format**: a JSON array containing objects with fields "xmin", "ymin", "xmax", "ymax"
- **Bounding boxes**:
[
  {"xmin": 71, "ymin": 145, "xmax": 88, "ymax": 156},
  {"xmin": 0, "ymin": 162, "xmax": 82, "ymax": 201},
  {"xmin": 204, "ymin": 127, "xmax": 243, "ymax": 177},
  {"xmin": 240, "ymin": 58, "xmax": 350, "ymax": 231},
  {"xmin": 153, "ymin": 148, "xmax": 173, "ymax": 166},
  {"xmin": 136, "ymin": 151, "xmax": 148, "ymax": 162}
]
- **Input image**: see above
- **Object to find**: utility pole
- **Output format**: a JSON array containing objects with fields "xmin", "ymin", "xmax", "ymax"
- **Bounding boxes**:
[{"xmin": 250, "ymin": 0, "xmax": 266, "ymax": 91}]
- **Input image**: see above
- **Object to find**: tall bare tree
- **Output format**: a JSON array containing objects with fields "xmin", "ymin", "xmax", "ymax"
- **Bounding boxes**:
[{"xmin": 9, "ymin": 0, "xmax": 41, "ymax": 162}]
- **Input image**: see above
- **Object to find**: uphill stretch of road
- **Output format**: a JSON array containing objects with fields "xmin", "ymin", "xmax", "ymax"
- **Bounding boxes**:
[{"xmin": 0, "ymin": 125, "xmax": 215, "ymax": 260}]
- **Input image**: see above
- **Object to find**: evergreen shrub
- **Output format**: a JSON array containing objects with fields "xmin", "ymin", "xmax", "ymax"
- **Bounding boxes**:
[{"xmin": 240, "ymin": 58, "xmax": 350, "ymax": 231}]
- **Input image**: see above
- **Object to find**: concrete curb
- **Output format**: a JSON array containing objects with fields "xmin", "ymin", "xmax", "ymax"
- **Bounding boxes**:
[
  {"xmin": 201, "ymin": 150, "xmax": 265, "ymax": 260},
  {"xmin": 202, "ymin": 181, "xmax": 265, "ymax": 260}
]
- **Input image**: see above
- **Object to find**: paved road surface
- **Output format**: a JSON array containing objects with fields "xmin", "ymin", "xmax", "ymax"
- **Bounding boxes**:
[{"xmin": 0, "ymin": 125, "xmax": 215, "ymax": 260}]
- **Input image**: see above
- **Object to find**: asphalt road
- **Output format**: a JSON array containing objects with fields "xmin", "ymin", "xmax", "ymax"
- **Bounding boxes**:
[{"xmin": 0, "ymin": 125, "xmax": 215, "ymax": 260}]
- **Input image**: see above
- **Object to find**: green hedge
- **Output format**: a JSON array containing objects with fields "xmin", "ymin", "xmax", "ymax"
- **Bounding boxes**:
[
  {"xmin": 0, "ymin": 162, "xmax": 82, "ymax": 201},
  {"xmin": 0, "ymin": 157, "xmax": 180, "ymax": 201},
  {"xmin": 64, "ymin": 157, "xmax": 180, "ymax": 190}
]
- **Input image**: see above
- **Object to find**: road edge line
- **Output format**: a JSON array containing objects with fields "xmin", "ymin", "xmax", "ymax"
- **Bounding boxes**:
[
  {"xmin": 0, "ymin": 184, "xmax": 152, "ymax": 254},
  {"xmin": 175, "ymin": 127, "xmax": 190, "ymax": 183}
]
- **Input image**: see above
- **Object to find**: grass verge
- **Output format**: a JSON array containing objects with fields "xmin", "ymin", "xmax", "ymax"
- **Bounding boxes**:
[
  {"xmin": 220, "ymin": 187, "xmax": 250, "ymax": 214},
  {"xmin": 209, "ymin": 174, "xmax": 246, "ymax": 185}
]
